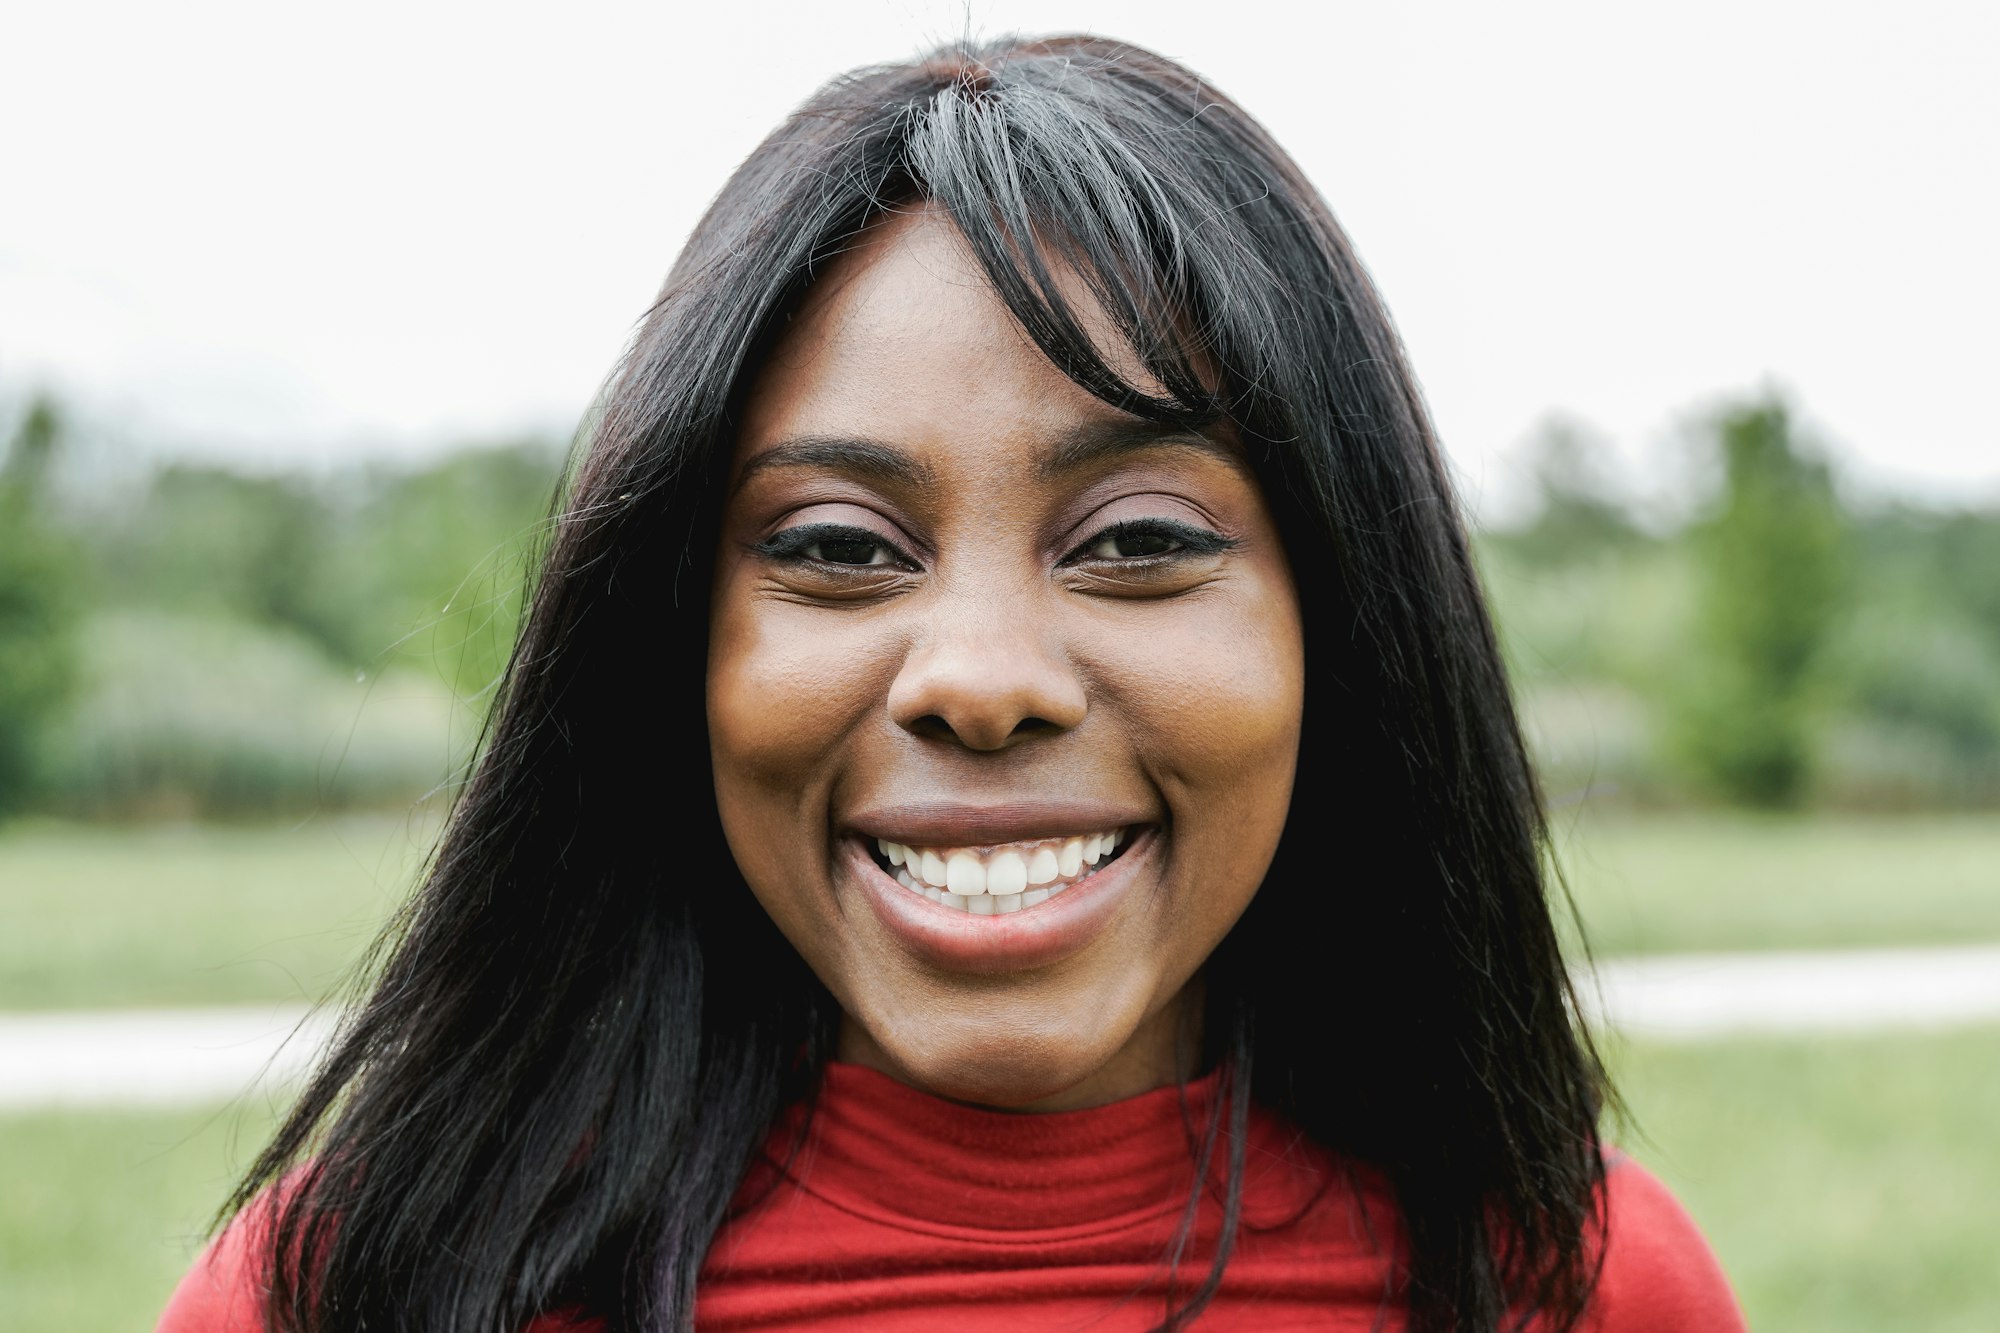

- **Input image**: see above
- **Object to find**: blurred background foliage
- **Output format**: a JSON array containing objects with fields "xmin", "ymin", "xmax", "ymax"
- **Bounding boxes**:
[
  {"xmin": 1482, "ymin": 394, "xmax": 2000, "ymax": 814},
  {"xmin": 2, "ymin": 384, "xmax": 1999, "ymax": 820},
  {"xmin": 0, "ymin": 400, "xmax": 83, "ymax": 815},
  {"xmin": 3, "ymin": 384, "xmax": 1998, "ymax": 1333},
  {"xmin": 0, "ymin": 395, "xmax": 562, "ymax": 820}
]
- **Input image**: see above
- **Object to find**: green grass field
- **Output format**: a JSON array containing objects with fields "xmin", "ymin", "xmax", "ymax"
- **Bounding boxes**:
[
  {"xmin": 4, "ymin": 810, "xmax": 1997, "ymax": 1011},
  {"xmin": 1608, "ymin": 1028, "xmax": 2000, "ymax": 1333},
  {"xmin": 6, "ymin": 1029, "xmax": 1995, "ymax": 1332},
  {"xmin": 0, "ymin": 1099, "xmax": 282, "ymax": 1331},
  {"xmin": 0, "ymin": 814, "xmax": 434, "ymax": 1010},
  {"xmin": 1553, "ymin": 810, "xmax": 2000, "ymax": 957}
]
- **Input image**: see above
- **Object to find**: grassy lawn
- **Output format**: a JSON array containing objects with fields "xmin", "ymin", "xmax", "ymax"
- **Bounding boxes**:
[
  {"xmin": 0, "ymin": 814, "xmax": 434, "ymax": 1010},
  {"xmin": 3, "ymin": 810, "xmax": 1997, "ymax": 1011},
  {"xmin": 5, "ymin": 1028, "xmax": 1993, "ymax": 1331},
  {"xmin": 0, "ymin": 1098, "xmax": 282, "ymax": 1331},
  {"xmin": 1553, "ymin": 809, "xmax": 2000, "ymax": 957},
  {"xmin": 1607, "ymin": 1026, "xmax": 2000, "ymax": 1333}
]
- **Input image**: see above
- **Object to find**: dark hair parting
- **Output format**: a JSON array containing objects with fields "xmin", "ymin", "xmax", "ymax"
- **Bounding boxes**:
[{"xmin": 229, "ymin": 34, "xmax": 1611, "ymax": 1333}]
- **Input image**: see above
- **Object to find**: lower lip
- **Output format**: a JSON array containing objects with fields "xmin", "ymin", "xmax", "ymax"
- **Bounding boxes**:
[{"xmin": 841, "ymin": 830, "xmax": 1155, "ymax": 974}]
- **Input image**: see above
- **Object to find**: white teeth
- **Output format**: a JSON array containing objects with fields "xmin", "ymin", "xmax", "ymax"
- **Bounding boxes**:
[
  {"xmin": 876, "ymin": 827, "xmax": 1131, "ymax": 914},
  {"xmin": 987, "ymin": 850, "xmax": 1028, "ymax": 896},
  {"xmin": 946, "ymin": 851, "xmax": 987, "ymax": 895},
  {"xmin": 920, "ymin": 850, "xmax": 949, "ymax": 887}
]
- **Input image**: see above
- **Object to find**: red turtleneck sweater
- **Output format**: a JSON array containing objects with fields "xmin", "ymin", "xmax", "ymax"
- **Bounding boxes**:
[{"xmin": 159, "ymin": 1062, "xmax": 1746, "ymax": 1330}]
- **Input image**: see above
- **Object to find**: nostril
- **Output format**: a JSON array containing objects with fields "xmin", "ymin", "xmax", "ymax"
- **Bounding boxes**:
[
  {"xmin": 906, "ymin": 713, "xmax": 1065, "ymax": 749},
  {"xmin": 886, "ymin": 636, "xmax": 1089, "ymax": 749}
]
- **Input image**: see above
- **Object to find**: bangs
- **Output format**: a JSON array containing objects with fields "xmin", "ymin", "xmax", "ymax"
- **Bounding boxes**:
[{"xmin": 897, "ymin": 55, "xmax": 1294, "ymax": 436}]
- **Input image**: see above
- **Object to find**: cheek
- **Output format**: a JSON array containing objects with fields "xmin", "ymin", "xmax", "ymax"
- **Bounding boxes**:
[
  {"xmin": 1102, "ymin": 578, "xmax": 1304, "ymax": 929},
  {"xmin": 705, "ymin": 585, "xmax": 901, "ymax": 881},
  {"xmin": 707, "ymin": 600, "xmax": 829, "ymax": 792},
  {"xmin": 1165, "ymin": 641, "xmax": 1303, "ymax": 774},
  {"xmin": 706, "ymin": 593, "xmax": 856, "ymax": 970},
  {"xmin": 1124, "ymin": 583, "xmax": 1304, "ymax": 795}
]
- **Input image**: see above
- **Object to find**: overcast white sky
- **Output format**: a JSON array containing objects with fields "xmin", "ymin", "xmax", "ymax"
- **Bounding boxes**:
[{"xmin": 4, "ymin": 0, "xmax": 1996, "ymax": 516}]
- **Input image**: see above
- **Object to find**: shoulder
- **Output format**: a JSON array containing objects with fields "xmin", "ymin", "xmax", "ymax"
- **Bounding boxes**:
[
  {"xmin": 1580, "ymin": 1153, "xmax": 1748, "ymax": 1332},
  {"xmin": 154, "ymin": 1189, "xmax": 605, "ymax": 1333},
  {"xmin": 155, "ymin": 1201, "xmax": 266, "ymax": 1333}
]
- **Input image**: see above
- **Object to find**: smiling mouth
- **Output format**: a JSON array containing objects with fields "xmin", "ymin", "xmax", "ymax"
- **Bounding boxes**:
[{"xmin": 868, "ymin": 828, "xmax": 1135, "ymax": 915}]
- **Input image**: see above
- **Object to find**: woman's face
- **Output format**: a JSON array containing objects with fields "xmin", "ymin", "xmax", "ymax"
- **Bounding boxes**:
[{"xmin": 708, "ymin": 207, "xmax": 1304, "ymax": 1110}]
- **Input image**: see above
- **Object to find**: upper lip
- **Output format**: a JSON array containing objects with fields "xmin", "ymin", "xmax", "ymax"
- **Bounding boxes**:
[{"xmin": 847, "ymin": 799, "xmax": 1154, "ymax": 847}]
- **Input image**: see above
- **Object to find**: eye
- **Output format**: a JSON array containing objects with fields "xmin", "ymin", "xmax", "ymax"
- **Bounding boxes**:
[
  {"xmin": 804, "ymin": 534, "xmax": 892, "ymax": 566},
  {"xmin": 754, "ymin": 522, "xmax": 912, "ymax": 569},
  {"xmin": 1084, "ymin": 526, "xmax": 1181, "ymax": 559},
  {"xmin": 1063, "ymin": 518, "xmax": 1234, "ymax": 564}
]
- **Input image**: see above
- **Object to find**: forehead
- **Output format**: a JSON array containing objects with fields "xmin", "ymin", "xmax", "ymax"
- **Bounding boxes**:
[{"xmin": 735, "ymin": 206, "xmax": 1161, "ymax": 474}]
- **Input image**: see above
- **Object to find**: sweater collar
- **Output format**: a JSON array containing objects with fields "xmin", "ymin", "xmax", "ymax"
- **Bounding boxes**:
[{"xmin": 757, "ymin": 1060, "xmax": 1318, "ymax": 1240}]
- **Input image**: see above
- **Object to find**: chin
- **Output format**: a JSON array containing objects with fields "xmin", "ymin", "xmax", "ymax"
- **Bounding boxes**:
[
  {"xmin": 856, "ymin": 990, "xmax": 1157, "ymax": 1111},
  {"xmin": 893, "ymin": 1046, "xmax": 1107, "ymax": 1110}
]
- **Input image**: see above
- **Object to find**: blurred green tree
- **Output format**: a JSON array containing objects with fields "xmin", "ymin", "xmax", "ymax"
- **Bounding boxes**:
[
  {"xmin": 1670, "ymin": 395, "xmax": 1846, "ymax": 806},
  {"xmin": 325, "ymin": 441, "xmax": 559, "ymax": 705},
  {"xmin": 1503, "ymin": 415, "xmax": 1645, "ymax": 565},
  {"xmin": 101, "ymin": 465, "xmax": 342, "ymax": 651},
  {"xmin": 53, "ymin": 439, "xmax": 559, "ymax": 816},
  {"xmin": 0, "ymin": 396, "xmax": 83, "ymax": 815},
  {"xmin": 1930, "ymin": 509, "xmax": 2000, "ymax": 645},
  {"xmin": 98, "ymin": 440, "xmax": 560, "ymax": 707}
]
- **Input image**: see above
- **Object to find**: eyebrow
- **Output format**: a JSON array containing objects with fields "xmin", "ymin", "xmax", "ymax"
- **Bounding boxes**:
[
  {"xmin": 732, "ymin": 419, "xmax": 1242, "ymax": 493},
  {"xmin": 732, "ymin": 435, "xmax": 936, "ymax": 493},
  {"xmin": 1034, "ymin": 418, "xmax": 1244, "ymax": 481}
]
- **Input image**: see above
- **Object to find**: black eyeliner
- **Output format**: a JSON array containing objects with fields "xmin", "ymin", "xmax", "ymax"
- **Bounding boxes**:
[
  {"xmin": 752, "ymin": 521, "xmax": 913, "ymax": 566},
  {"xmin": 1064, "ymin": 518, "xmax": 1237, "ymax": 563}
]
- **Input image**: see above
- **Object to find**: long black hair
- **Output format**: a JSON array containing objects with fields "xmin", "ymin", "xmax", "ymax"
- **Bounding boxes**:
[{"xmin": 230, "ymin": 34, "xmax": 1610, "ymax": 1333}]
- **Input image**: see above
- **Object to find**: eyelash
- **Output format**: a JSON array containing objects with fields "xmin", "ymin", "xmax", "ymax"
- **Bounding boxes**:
[
  {"xmin": 1062, "ymin": 519, "xmax": 1235, "ymax": 565},
  {"xmin": 752, "ymin": 522, "xmax": 916, "ymax": 569},
  {"xmin": 751, "ymin": 518, "xmax": 1234, "ymax": 571}
]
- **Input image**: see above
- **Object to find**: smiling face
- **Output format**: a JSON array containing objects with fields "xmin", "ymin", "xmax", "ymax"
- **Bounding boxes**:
[{"xmin": 707, "ymin": 207, "xmax": 1304, "ymax": 1111}]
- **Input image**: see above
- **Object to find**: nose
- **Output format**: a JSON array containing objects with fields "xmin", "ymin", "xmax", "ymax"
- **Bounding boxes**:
[{"xmin": 887, "ymin": 594, "xmax": 1089, "ymax": 751}]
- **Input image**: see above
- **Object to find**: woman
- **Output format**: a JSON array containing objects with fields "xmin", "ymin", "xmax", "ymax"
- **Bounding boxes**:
[{"xmin": 161, "ymin": 35, "xmax": 1745, "ymax": 1333}]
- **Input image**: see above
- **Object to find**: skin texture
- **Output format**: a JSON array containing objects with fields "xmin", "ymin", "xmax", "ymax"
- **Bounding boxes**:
[{"xmin": 707, "ymin": 206, "xmax": 1305, "ymax": 1111}]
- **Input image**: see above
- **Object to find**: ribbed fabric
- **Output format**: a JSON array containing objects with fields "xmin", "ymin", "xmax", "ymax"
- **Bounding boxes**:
[{"xmin": 695, "ymin": 1061, "xmax": 1395, "ymax": 1330}]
